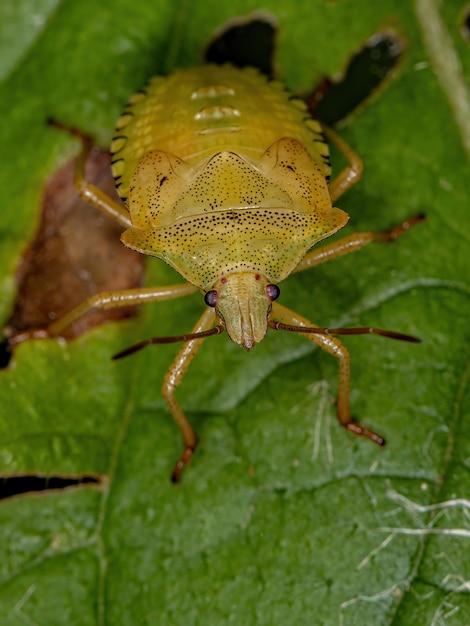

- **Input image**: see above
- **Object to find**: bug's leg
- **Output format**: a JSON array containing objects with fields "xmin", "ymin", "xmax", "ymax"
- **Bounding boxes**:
[
  {"xmin": 9, "ymin": 283, "xmax": 198, "ymax": 344},
  {"xmin": 294, "ymin": 213, "xmax": 425, "ymax": 274},
  {"xmin": 162, "ymin": 308, "xmax": 216, "ymax": 483},
  {"xmin": 49, "ymin": 120, "xmax": 131, "ymax": 228},
  {"xmin": 271, "ymin": 302, "xmax": 385, "ymax": 445},
  {"xmin": 324, "ymin": 125, "xmax": 364, "ymax": 203}
]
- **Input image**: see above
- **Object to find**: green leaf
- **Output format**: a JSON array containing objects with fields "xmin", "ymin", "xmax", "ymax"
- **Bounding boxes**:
[{"xmin": 1, "ymin": 1, "xmax": 469, "ymax": 625}]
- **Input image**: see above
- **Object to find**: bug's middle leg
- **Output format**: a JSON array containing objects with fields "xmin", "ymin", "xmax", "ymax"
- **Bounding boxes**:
[
  {"xmin": 271, "ymin": 302, "xmax": 385, "ymax": 446},
  {"xmin": 324, "ymin": 125, "xmax": 364, "ymax": 202},
  {"xmin": 294, "ymin": 213, "xmax": 425, "ymax": 274},
  {"xmin": 162, "ymin": 308, "xmax": 216, "ymax": 483}
]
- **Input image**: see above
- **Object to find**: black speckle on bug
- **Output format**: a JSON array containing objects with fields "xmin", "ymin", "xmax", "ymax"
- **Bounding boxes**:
[{"xmin": 160, "ymin": 176, "xmax": 168, "ymax": 187}]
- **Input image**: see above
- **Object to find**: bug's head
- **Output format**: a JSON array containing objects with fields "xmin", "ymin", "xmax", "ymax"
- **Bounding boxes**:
[{"xmin": 204, "ymin": 272, "xmax": 280, "ymax": 350}]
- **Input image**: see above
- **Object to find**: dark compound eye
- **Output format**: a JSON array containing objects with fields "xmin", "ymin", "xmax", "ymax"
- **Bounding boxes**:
[
  {"xmin": 204, "ymin": 290, "xmax": 218, "ymax": 307},
  {"xmin": 266, "ymin": 284, "xmax": 280, "ymax": 301}
]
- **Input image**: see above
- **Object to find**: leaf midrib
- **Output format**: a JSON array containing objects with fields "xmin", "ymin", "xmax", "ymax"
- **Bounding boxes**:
[{"xmin": 387, "ymin": 362, "xmax": 469, "ymax": 626}]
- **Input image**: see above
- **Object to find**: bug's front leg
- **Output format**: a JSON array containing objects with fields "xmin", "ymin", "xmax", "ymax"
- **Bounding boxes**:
[
  {"xmin": 48, "ymin": 120, "xmax": 131, "ymax": 228},
  {"xmin": 9, "ymin": 283, "xmax": 198, "ymax": 345},
  {"xmin": 271, "ymin": 302, "xmax": 385, "ymax": 446},
  {"xmin": 162, "ymin": 308, "xmax": 216, "ymax": 483}
]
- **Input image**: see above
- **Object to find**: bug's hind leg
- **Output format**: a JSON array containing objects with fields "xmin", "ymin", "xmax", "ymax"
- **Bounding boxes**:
[
  {"xmin": 294, "ymin": 213, "xmax": 425, "ymax": 273},
  {"xmin": 271, "ymin": 302, "xmax": 385, "ymax": 446},
  {"xmin": 324, "ymin": 126, "xmax": 364, "ymax": 202},
  {"xmin": 162, "ymin": 308, "xmax": 216, "ymax": 483},
  {"xmin": 48, "ymin": 119, "xmax": 131, "ymax": 228}
]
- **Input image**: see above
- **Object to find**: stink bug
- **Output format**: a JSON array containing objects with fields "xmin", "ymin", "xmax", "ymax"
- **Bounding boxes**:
[{"xmin": 14, "ymin": 65, "xmax": 424, "ymax": 481}]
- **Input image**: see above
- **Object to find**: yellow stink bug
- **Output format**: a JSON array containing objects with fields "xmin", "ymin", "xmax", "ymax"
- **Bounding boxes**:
[{"xmin": 15, "ymin": 65, "xmax": 423, "ymax": 481}]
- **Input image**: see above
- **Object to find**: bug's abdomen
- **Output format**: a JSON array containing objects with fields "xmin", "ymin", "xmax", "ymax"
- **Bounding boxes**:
[{"xmin": 111, "ymin": 65, "xmax": 330, "ymax": 204}]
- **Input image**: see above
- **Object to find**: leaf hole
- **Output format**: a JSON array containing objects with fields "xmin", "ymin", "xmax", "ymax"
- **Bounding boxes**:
[
  {"xmin": 0, "ymin": 474, "xmax": 102, "ymax": 501},
  {"xmin": 460, "ymin": 5, "xmax": 470, "ymax": 42},
  {"xmin": 2, "ymin": 147, "xmax": 145, "ymax": 365},
  {"xmin": 307, "ymin": 32, "xmax": 405, "ymax": 125},
  {"xmin": 0, "ymin": 339, "xmax": 12, "ymax": 369},
  {"xmin": 205, "ymin": 14, "xmax": 277, "ymax": 77}
]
